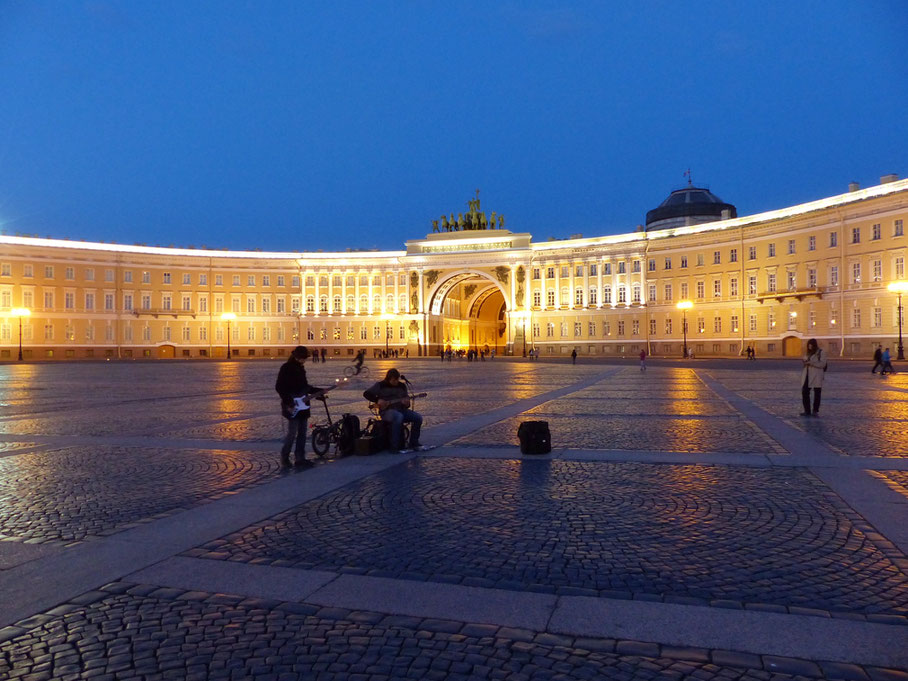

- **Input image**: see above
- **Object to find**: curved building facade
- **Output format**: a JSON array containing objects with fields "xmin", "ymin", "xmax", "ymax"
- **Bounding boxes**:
[{"xmin": 1, "ymin": 177, "xmax": 907, "ymax": 361}]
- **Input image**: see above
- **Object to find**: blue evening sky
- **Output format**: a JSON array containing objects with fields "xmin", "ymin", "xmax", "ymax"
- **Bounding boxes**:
[{"xmin": 1, "ymin": 1, "xmax": 906, "ymax": 252}]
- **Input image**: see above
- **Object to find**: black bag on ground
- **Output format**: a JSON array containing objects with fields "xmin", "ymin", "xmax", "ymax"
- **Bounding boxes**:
[
  {"xmin": 517, "ymin": 421, "xmax": 551, "ymax": 455},
  {"xmin": 338, "ymin": 414, "xmax": 361, "ymax": 456},
  {"xmin": 363, "ymin": 419, "xmax": 390, "ymax": 451}
]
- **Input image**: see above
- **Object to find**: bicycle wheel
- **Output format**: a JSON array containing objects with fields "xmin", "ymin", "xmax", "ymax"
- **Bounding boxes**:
[
  {"xmin": 359, "ymin": 366, "xmax": 370, "ymax": 378},
  {"xmin": 312, "ymin": 427, "xmax": 331, "ymax": 456},
  {"xmin": 343, "ymin": 366, "xmax": 355, "ymax": 378}
]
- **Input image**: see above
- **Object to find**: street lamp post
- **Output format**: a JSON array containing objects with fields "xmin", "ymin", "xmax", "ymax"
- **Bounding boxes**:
[
  {"xmin": 676, "ymin": 300, "xmax": 692, "ymax": 359},
  {"xmin": 11, "ymin": 308, "xmax": 30, "ymax": 361},
  {"xmin": 221, "ymin": 312, "xmax": 236, "ymax": 359},
  {"xmin": 888, "ymin": 282, "xmax": 908, "ymax": 360}
]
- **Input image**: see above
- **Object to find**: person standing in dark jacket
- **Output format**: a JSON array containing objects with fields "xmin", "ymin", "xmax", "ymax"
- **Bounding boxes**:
[{"xmin": 275, "ymin": 346, "xmax": 323, "ymax": 468}]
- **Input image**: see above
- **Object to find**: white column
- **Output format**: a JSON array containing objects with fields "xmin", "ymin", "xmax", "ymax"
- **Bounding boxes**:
[{"xmin": 597, "ymin": 258, "xmax": 604, "ymax": 309}]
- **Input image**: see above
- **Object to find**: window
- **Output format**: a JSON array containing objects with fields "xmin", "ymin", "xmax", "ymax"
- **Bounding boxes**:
[
  {"xmin": 305, "ymin": 275, "xmax": 315, "ymax": 287},
  {"xmin": 277, "ymin": 275, "xmax": 285, "ymax": 286},
  {"xmin": 808, "ymin": 236, "xmax": 816, "ymax": 251},
  {"xmin": 22, "ymin": 291, "xmax": 33, "ymax": 309},
  {"xmin": 162, "ymin": 294, "xmax": 172, "ymax": 310},
  {"xmin": 809, "ymin": 310, "xmax": 816, "ymax": 328},
  {"xmin": 105, "ymin": 294, "xmax": 114, "ymax": 311},
  {"xmin": 852, "ymin": 308, "xmax": 861, "ymax": 328},
  {"xmin": 664, "ymin": 257, "xmax": 672, "ymax": 270},
  {"xmin": 873, "ymin": 307, "xmax": 882, "ymax": 328},
  {"xmin": 532, "ymin": 268, "xmax": 540, "ymax": 280},
  {"xmin": 65, "ymin": 267, "xmax": 74, "ymax": 280},
  {"xmin": 648, "ymin": 259, "xmax": 656, "ymax": 272},
  {"xmin": 787, "ymin": 240, "xmax": 795, "ymax": 255},
  {"xmin": 588, "ymin": 321, "xmax": 596, "ymax": 336},
  {"xmin": 896, "ymin": 220, "xmax": 904, "ymax": 237},
  {"xmin": 631, "ymin": 319, "xmax": 639, "ymax": 335},
  {"xmin": 787, "ymin": 270, "xmax": 796, "ymax": 290},
  {"xmin": 0, "ymin": 290, "xmax": 10, "ymax": 308},
  {"xmin": 84, "ymin": 268, "xmax": 94, "ymax": 281},
  {"xmin": 664, "ymin": 318, "xmax": 673, "ymax": 334},
  {"xmin": 730, "ymin": 278, "xmax": 738, "ymax": 297},
  {"xmin": 215, "ymin": 274, "xmax": 223, "ymax": 286},
  {"xmin": 546, "ymin": 290, "xmax": 555, "ymax": 307},
  {"xmin": 768, "ymin": 243, "xmax": 776, "ymax": 257},
  {"xmin": 604, "ymin": 263, "xmax": 612, "ymax": 275},
  {"xmin": 696, "ymin": 281, "xmax": 705, "ymax": 299},
  {"xmin": 334, "ymin": 295, "xmax": 342, "ymax": 312},
  {"xmin": 319, "ymin": 296, "xmax": 328, "ymax": 312},
  {"xmin": 664, "ymin": 284, "xmax": 673, "ymax": 302},
  {"xmin": 590, "ymin": 264, "xmax": 598, "ymax": 276},
  {"xmin": 696, "ymin": 254, "xmax": 704, "ymax": 266},
  {"xmin": 183, "ymin": 296, "xmax": 192, "ymax": 311},
  {"xmin": 602, "ymin": 286, "xmax": 611, "ymax": 304},
  {"xmin": 697, "ymin": 318, "xmax": 705, "ymax": 334},
  {"xmin": 618, "ymin": 262, "xmax": 626, "ymax": 274},
  {"xmin": 574, "ymin": 322, "xmax": 582, "ymax": 337},
  {"xmin": 232, "ymin": 275, "xmax": 240, "ymax": 286},
  {"xmin": 45, "ymin": 265, "xmax": 54, "ymax": 278},
  {"xmin": 730, "ymin": 314, "xmax": 738, "ymax": 332},
  {"xmin": 872, "ymin": 224, "xmax": 881, "ymax": 241},
  {"xmin": 604, "ymin": 320, "xmax": 611, "ymax": 336},
  {"xmin": 262, "ymin": 275, "xmax": 270, "ymax": 287},
  {"xmin": 306, "ymin": 296, "xmax": 314, "ymax": 312},
  {"xmin": 533, "ymin": 291, "xmax": 541, "ymax": 307},
  {"xmin": 768, "ymin": 312, "xmax": 776, "ymax": 330},
  {"xmin": 680, "ymin": 283, "xmax": 689, "ymax": 299},
  {"xmin": 807, "ymin": 268, "xmax": 817, "ymax": 288},
  {"xmin": 560, "ymin": 322, "xmax": 567, "ymax": 337},
  {"xmin": 713, "ymin": 280, "xmax": 721, "ymax": 297},
  {"xmin": 123, "ymin": 270, "xmax": 132, "ymax": 283},
  {"xmin": 852, "ymin": 227, "xmax": 860, "ymax": 244},
  {"xmin": 575, "ymin": 265, "xmax": 584, "ymax": 277},
  {"xmin": 122, "ymin": 294, "xmax": 132, "ymax": 311},
  {"xmin": 618, "ymin": 286, "xmax": 627, "ymax": 304},
  {"xmin": 852, "ymin": 262, "xmax": 861, "ymax": 284},
  {"xmin": 23, "ymin": 264, "xmax": 33, "ymax": 278},
  {"xmin": 44, "ymin": 291, "xmax": 54, "ymax": 309},
  {"xmin": 632, "ymin": 261, "xmax": 641, "ymax": 273},
  {"xmin": 200, "ymin": 296, "xmax": 208, "ymax": 313},
  {"xmin": 830, "ymin": 231, "xmax": 838, "ymax": 248},
  {"xmin": 649, "ymin": 318, "xmax": 656, "ymax": 335},
  {"xmin": 749, "ymin": 314, "xmax": 757, "ymax": 332},
  {"xmin": 142, "ymin": 271, "xmax": 151, "ymax": 284},
  {"xmin": 748, "ymin": 246, "xmax": 756, "ymax": 261},
  {"xmin": 575, "ymin": 288, "xmax": 584, "ymax": 305},
  {"xmin": 44, "ymin": 324, "xmax": 54, "ymax": 340},
  {"xmin": 532, "ymin": 323, "xmax": 540, "ymax": 337},
  {"xmin": 873, "ymin": 259, "xmax": 882, "ymax": 282},
  {"xmin": 632, "ymin": 284, "xmax": 641, "ymax": 303},
  {"xmin": 713, "ymin": 251, "xmax": 721, "ymax": 265},
  {"xmin": 182, "ymin": 273, "xmax": 191, "ymax": 285},
  {"xmin": 618, "ymin": 321, "xmax": 625, "ymax": 335},
  {"xmin": 897, "ymin": 257, "xmax": 905, "ymax": 279},
  {"xmin": 546, "ymin": 323, "xmax": 554, "ymax": 337},
  {"xmin": 729, "ymin": 249, "xmax": 737, "ymax": 263},
  {"xmin": 680, "ymin": 256, "xmax": 688, "ymax": 268},
  {"xmin": 714, "ymin": 317, "xmax": 722, "ymax": 333},
  {"xmin": 292, "ymin": 275, "xmax": 300, "ymax": 288},
  {"xmin": 648, "ymin": 284, "xmax": 656, "ymax": 302},
  {"xmin": 163, "ymin": 272, "xmax": 171, "ymax": 284},
  {"xmin": 546, "ymin": 267, "xmax": 555, "ymax": 279},
  {"xmin": 560, "ymin": 288, "xmax": 570, "ymax": 306},
  {"xmin": 589, "ymin": 288, "xmax": 597, "ymax": 305},
  {"xmin": 767, "ymin": 273, "xmax": 776, "ymax": 292},
  {"xmin": 65, "ymin": 292, "xmax": 75, "ymax": 310}
]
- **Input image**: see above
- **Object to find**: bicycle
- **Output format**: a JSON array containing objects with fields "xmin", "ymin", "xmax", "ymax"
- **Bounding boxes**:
[
  {"xmin": 310, "ymin": 393, "xmax": 358, "ymax": 458},
  {"xmin": 342, "ymin": 363, "xmax": 370, "ymax": 379}
]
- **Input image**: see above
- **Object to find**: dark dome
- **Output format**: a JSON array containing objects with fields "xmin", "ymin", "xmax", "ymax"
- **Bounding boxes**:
[{"xmin": 645, "ymin": 186, "xmax": 737, "ymax": 231}]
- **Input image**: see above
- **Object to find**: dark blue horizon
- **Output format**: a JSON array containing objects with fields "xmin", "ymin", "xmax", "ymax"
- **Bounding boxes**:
[{"xmin": 1, "ymin": 1, "xmax": 906, "ymax": 252}]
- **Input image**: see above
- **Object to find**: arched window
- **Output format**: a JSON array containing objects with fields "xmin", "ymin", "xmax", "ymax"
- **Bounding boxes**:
[
  {"xmin": 319, "ymin": 295, "xmax": 328, "ymax": 312},
  {"xmin": 359, "ymin": 295, "xmax": 368, "ymax": 313},
  {"xmin": 346, "ymin": 295, "xmax": 355, "ymax": 312},
  {"xmin": 333, "ymin": 295, "xmax": 342, "ymax": 312},
  {"xmin": 306, "ymin": 296, "xmax": 314, "ymax": 312},
  {"xmin": 399, "ymin": 294, "xmax": 408, "ymax": 312}
]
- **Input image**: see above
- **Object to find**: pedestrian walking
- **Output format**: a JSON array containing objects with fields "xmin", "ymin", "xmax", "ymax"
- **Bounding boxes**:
[
  {"xmin": 800, "ymin": 338, "xmax": 828, "ymax": 417},
  {"xmin": 639, "ymin": 349, "xmax": 647, "ymax": 372},
  {"xmin": 881, "ymin": 347, "xmax": 895, "ymax": 375},
  {"xmin": 872, "ymin": 345, "xmax": 883, "ymax": 373},
  {"xmin": 571, "ymin": 348, "xmax": 577, "ymax": 365}
]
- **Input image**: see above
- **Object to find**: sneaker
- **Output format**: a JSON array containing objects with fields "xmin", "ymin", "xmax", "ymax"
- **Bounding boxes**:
[
  {"xmin": 294, "ymin": 458, "xmax": 314, "ymax": 469},
  {"xmin": 280, "ymin": 455, "xmax": 292, "ymax": 468},
  {"xmin": 800, "ymin": 412, "xmax": 812, "ymax": 417}
]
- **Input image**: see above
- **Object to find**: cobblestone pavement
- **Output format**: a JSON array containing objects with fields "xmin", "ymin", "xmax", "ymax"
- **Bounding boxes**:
[
  {"xmin": 1, "ymin": 359, "xmax": 907, "ymax": 677},
  {"xmin": 707, "ymin": 369, "xmax": 908, "ymax": 457},
  {"xmin": 0, "ymin": 445, "xmax": 282, "ymax": 544},
  {"xmin": 193, "ymin": 457, "xmax": 908, "ymax": 618},
  {"xmin": 4, "ymin": 582, "xmax": 899, "ymax": 681}
]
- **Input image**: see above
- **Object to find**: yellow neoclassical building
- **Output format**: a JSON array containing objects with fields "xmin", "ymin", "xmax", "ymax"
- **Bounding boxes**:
[{"xmin": 1, "ymin": 176, "xmax": 907, "ymax": 361}]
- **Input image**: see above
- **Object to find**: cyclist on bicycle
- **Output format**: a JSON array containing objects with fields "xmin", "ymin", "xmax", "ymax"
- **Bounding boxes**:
[
  {"xmin": 363, "ymin": 368, "xmax": 422, "ymax": 452},
  {"xmin": 353, "ymin": 349, "xmax": 366, "ymax": 375}
]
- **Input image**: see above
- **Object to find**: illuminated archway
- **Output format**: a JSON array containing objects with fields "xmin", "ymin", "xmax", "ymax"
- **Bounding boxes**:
[{"xmin": 426, "ymin": 270, "xmax": 509, "ymax": 353}]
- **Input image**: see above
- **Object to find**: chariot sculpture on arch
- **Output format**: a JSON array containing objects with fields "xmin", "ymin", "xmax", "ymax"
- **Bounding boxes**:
[{"xmin": 431, "ymin": 189, "xmax": 505, "ymax": 233}]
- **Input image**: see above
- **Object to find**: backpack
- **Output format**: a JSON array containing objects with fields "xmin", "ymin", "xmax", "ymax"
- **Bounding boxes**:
[
  {"xmin": 338, "ymin": 414, "xmax": 361, "ymax": 456},
  {"xmin": 517, "ymin": 421, "xmax": 552, "ymax": 455}
]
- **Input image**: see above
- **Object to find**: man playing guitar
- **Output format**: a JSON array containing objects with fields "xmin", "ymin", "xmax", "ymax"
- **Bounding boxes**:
[
  {"xmin": 363, "ymin": 368, "xmax": 424, "ymax": 452},
  {"xmin": 275, "ymin": 346, "xmax": 331, "ymax": 468}
]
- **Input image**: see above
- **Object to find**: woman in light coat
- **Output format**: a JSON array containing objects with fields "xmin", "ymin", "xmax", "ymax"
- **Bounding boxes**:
[{"xmin": 801, "ymin": 338, "xmax": 828, "ymax": 416}]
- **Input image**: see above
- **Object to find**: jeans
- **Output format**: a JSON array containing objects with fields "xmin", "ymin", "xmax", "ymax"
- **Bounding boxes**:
[
  {"xmin": 382, "ymin": 408, "xmax": 422, "ymax": 450},
  {"xmin": 281, "ymin": 413, "xmax": 309, "ymax": 460},
  {"xmin": 801, "ymin": 380, "xmax": 822, "ymax": 414}
]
